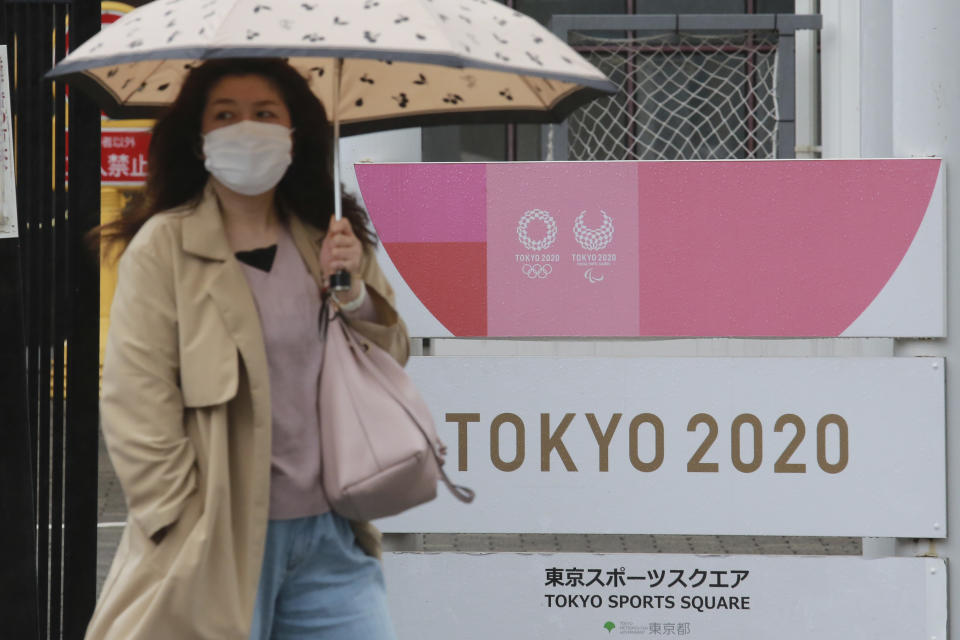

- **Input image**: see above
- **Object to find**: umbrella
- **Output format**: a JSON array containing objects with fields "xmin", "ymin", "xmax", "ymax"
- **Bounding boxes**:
[{"xmin": 46, "ymin": 0, "xmax": 617, "ymax": 287}]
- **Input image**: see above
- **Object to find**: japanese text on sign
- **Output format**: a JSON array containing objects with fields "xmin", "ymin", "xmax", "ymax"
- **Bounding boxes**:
[
  {"xmin": 546, "ymin": 568, "xmax": 749, "ymax": 589},
  {"xmin": 543, "ymin": 566, "xmax": 752, "ymax": 613},
  {"xmin": 100, "ymin": 130, "xmax": 151, "ymax": 185}
]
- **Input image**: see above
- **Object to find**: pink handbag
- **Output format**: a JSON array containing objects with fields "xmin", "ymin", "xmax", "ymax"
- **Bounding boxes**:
[{"xmin": 319, "ymin": 303, "xmax": 474, "ymax": 521}]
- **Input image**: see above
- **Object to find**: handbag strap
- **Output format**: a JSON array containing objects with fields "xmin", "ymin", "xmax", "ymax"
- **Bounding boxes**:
[
  {"xmin": 325, "ymin": 300, "xmax": 475, "ymax": 505},
  {"xmin": 436, "ymin": 461, "xmax": 476, "ymax": 503}
]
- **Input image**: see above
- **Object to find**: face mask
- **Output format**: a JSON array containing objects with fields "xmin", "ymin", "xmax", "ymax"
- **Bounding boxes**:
[{"xmin": 202, "ymin": 120, "xmax": 293, "ymax": 196}]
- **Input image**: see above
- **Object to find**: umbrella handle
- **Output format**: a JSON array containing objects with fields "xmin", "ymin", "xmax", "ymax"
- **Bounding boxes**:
[{"xmin": 329, "ymin": 269, "xmax": 351, "ymax": 292}]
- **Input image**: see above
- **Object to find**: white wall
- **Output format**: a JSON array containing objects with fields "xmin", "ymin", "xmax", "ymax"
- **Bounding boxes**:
[
  {"xmin": 821, "ymin": 0, "xmax": 895, "ymax": 160},
  {"xmin": 820, "ymin": 0, "xmax": 862, "ymax": 158},
  {"xmin": 889, "ymin": 4, "xmax": 960, "ymax": 640},
  {"xmin": 822, "ymin": 2, "xmax": 959, "ymax": 637},
  {"xmin": 860, "ymin": 0, "xmax": 893, "ymax": 158}
]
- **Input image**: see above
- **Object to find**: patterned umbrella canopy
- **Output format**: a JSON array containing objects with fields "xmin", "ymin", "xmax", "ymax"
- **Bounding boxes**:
[{"xmin": 46, "ymin": 0, "xmax": 616, "ymax": 135}]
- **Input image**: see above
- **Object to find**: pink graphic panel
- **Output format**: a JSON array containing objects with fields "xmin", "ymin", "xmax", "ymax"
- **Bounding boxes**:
[
  {"xmin": 633, "ymin": 160, "xmax": 938, "ymax": 335},
  {"xmin": 487, "ymin": 163, "xmax": 640, "ymax": 336},
  {"xmin": 355, "ymin": 163, "xmax": 486, "ymax": 243},
  {"xmin": 383, "ymin": 242, "xmax": 487, "ymax": 336},
  {"xmin": 358, "ymin": 159, "xmax": 942, "ymax": 337}
]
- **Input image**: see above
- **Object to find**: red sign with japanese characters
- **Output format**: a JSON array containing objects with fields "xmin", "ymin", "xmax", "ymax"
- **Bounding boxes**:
[
  {"xmin": 100, "ymin": 129, "xmax": 150, "ymax": 186},
  {"xmin": 63, "ymin": 3, "xmax": 153, "ymax": 187}
]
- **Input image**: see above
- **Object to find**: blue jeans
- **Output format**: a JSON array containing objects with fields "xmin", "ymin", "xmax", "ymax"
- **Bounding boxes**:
[{"xmin": 249, "ymin": 512, "xmax": 397, "ymax": 640}]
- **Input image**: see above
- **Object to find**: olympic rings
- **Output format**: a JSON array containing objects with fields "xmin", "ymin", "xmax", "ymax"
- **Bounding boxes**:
[{"xmin": 522, "ymin": 263, "xmax": 553, "ymax": 279}]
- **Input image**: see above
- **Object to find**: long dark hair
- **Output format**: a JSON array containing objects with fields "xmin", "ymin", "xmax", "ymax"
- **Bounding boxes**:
[{"xmin": 94, "ymin": 57, "xmax": 375, "ymax": 253}]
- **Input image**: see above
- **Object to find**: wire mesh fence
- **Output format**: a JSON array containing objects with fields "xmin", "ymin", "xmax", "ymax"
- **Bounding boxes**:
[{"xmin": 566, "ymin": 30, "xmax": 779, "ymax": 161}]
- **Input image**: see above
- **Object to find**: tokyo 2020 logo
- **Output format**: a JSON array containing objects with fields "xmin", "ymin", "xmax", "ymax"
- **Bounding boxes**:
[{"xmin": 516, "ymin": 209, "xmax": 558, "ymax": 251}]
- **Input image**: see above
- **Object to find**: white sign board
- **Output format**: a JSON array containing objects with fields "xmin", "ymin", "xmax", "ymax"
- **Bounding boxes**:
[
  {"xmin": 377, "ymin": 357, "xmax": 945, "ymax": 538},
  {"xmin": 384, "ymin": 553, "xmax": 946, "ymax": 640},
  {"xmin": 0, "ymin": 46, "xmax": 18, "ymax": 239}
]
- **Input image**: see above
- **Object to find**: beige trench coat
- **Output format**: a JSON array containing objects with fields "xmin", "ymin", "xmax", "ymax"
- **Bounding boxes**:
[{"xmin": 86, "ymin": 184, "xmax": 409, "ymax": 640}]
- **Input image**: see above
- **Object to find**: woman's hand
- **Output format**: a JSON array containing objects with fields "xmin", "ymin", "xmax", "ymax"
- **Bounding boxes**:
[{"xmin": 320, "ymin": 215, "xmax": 365, "ymax": 302}]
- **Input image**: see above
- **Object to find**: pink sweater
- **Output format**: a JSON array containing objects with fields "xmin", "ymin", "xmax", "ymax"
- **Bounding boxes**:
[{"xmin": 238, "ymin": 226, "xmax": 375, "ymax": 520}]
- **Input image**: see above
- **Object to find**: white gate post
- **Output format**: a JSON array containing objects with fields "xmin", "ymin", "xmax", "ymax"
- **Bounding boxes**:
[{"xmin": 889, "ymin": 1, "xmax": 960, "ymax": 638}]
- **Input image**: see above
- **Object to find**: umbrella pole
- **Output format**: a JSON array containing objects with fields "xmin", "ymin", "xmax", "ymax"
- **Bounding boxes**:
[
  {"xmin": 329, "ymin": 57, "xmax": 350, "ymax": 292},
  {"xmin": 332, "ymin": 59, "xmax": 343, "ymax": 223}
]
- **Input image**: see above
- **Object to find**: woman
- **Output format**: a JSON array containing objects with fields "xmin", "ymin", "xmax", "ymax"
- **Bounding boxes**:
[{"xmin": 87, "ymin": 58, "xmax": 408, "ymax": 640}]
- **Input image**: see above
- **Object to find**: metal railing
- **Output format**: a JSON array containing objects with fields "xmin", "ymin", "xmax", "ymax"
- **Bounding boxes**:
[{"xmin": 0, "ymin": 1, "xmax": 101, "ymax": 637}]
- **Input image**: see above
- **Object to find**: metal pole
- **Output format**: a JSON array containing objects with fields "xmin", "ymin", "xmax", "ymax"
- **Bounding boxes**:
[
  {"xmin": 774, "ymin": 23, "xmax": 798, "ymax": 158},
  {"xmin": 0, "ymin": 38, "xmax": 40, "ymax": 638},
  {"xmin": 333, "ymin": 57, "xmax": 342, "ymax": 223},
  {"xmin": 0, "ymin": 243, "xmax": 39, "ymax": 640},
  {"xmin": 329, "ymin": 58, "xmax": 350, "ymax": 291},
  {"xmin": 62, "ymin": 0, "xmax": 102, "ymax": 633}
]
